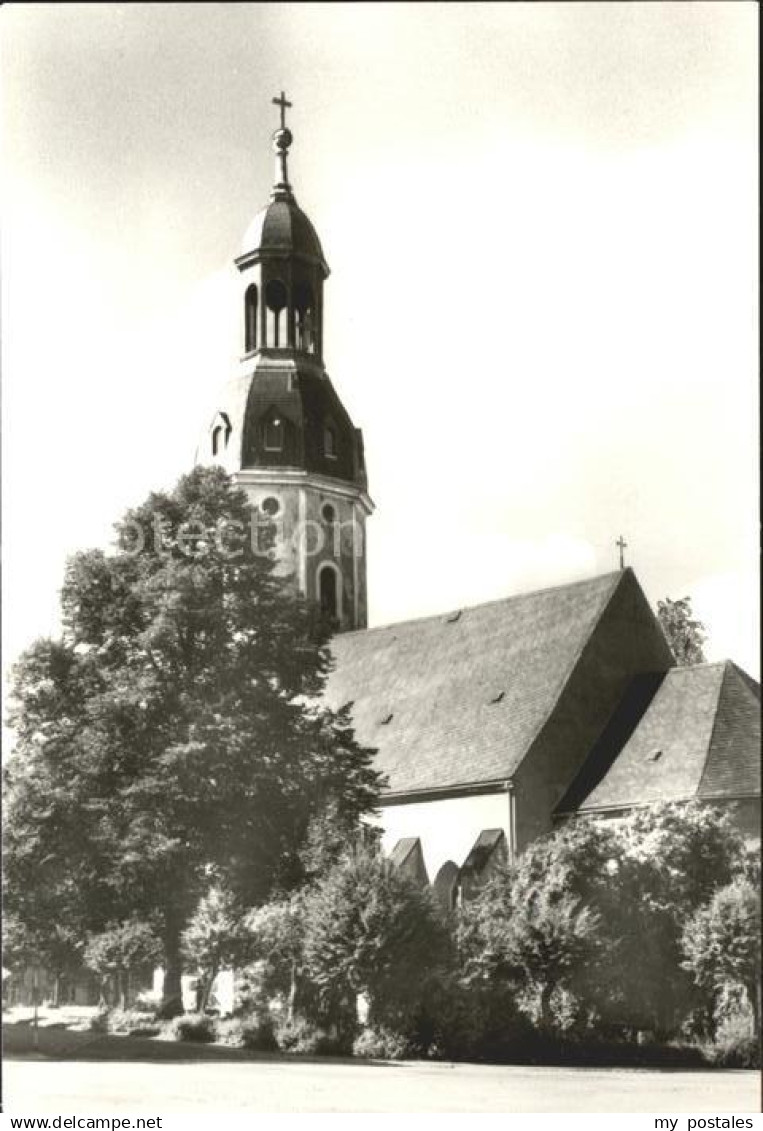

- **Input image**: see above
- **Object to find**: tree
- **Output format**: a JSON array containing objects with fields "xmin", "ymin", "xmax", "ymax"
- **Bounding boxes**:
[
  {"xmin": 682, "ymin": 878, "xmax": 761, "ymax": 1039},
  {"xmin": 457, "ymin": 805, "xmax": 745, "ymax": 1040},
  {"xmin": 244, "ymin": 893, "xmax": 307, "ymax": 1020},
  {"xmin": 84, "ymin": 919, "xmax": 162, "ymax": 1010},
  {"xmin": 2, "ymin": 914, "xmax": 84, "ymax": 1007},
  {"xmin": 594, "ymin": 802, "xmax": 745, "ymax": 1037},
  {"xmin": 298, "ymin": 847, "xmax": 452, "ymax": 1040},
  {"xmin": 2, "ymin": 640, "xmax": 108, "ymax": 983},
  {"xmin": 657, "ymin": 596, "xmax": 707, "ymax": 666},
  {"xmin": 181, "ymin": 886, "xmax": 253, "ymax": 1011},
  {"xmin": 457, "ymin": 819, "xmax": 616, "ymax": 1033},
  {"xmin": 4, "ymin": 467, "xmax": 382, "ymax": 1015}
]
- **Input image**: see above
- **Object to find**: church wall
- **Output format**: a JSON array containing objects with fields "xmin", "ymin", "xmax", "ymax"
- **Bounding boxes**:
[
  {"xmin": 302, "ymin": 487, "xmax": 367, "ymax": 629},
  {"xmin": 377, "ymin": 791, "xmax": 510, "ymax": 881},
  {"xmin": 234, "ymin": 480, "xmax": 303, "ymax": 584},
  {"xmin": 513, "ymin": 571, "xmax": 675, "ymax": 852},
  {"xmin": 232, "ymin": 475, "xmax": 368, "ymax": 629},
  {"xmin": 355, "ymin": 502, "xmax": 368, "ymax": 630}
]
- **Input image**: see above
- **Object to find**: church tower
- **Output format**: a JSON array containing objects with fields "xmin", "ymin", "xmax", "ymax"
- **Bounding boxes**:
[{"xmin": 198, "ymin": 95, "xmax": 372, "ymax": 630}]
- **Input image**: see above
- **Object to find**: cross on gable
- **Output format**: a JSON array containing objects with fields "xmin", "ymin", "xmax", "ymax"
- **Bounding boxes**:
[
  {"xmin": 272, "ymin": 91, "xmax": 292, "ymax": 130},
  {"xmin": 616, "ymin": 535, "xmax": 628, "ymax": 570}
]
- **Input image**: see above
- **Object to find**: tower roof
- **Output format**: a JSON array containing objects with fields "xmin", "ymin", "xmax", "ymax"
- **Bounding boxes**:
[
  {"xmin": 237, "ymin": 94, "xmax": 328, "ymax": 273},
  {"xmin": 240, "ymin": 200, "xmax": 327, "ymax": 270}
]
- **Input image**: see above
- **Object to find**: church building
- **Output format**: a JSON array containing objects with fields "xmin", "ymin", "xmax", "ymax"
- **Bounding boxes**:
[{"xmin": 199, "ymin": 99, "xmax": 760, "ymax": 897}]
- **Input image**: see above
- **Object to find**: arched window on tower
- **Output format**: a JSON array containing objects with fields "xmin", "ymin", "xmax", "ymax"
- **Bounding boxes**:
[
  {"xmin": 210, "ymin": 411, "xmax": 231, "ymax": 458},
  {"xmin": 244, "ymin": 284, "xmax": 258, "ymax": 352},
  {"xmin": 265, "ymin": 279, "xmax": 288, "ymax": 348},
  {"xmin": 294, "ymin": 283, "xmax": 314, "ymax": 353},
  {"xmin": 324, "ymin": 424, "xmax": 337, "ymax": 459},
  {"xmin": 318, "ymin": 563, "xmax": 340, "ymax": 623},
  {"xmin": 322, "ymin": 502, "xmax": 340, "ymax": 556}
]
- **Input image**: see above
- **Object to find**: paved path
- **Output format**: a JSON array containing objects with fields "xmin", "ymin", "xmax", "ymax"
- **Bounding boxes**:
[{"xmin": 4, "ymin": 1057, "xmax": 759, "ymax": 1113}]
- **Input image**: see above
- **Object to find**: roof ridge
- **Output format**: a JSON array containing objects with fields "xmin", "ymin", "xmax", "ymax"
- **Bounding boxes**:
[
  {"xmin": 664, "ymin": 661, "xmax": 730, "ymax": 675},
  {"xmin": 696, "ymin": 662, "xmax": 733, "ymax": 797},
  {"xmin": 339, "ymin": 569, "xmax": 625, "ymax": 640},
  {"xmin": 723, "ymin": 659, "xmax": 761, "ymax": 693}
]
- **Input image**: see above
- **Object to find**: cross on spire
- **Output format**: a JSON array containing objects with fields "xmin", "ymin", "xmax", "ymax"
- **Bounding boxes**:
[
  {"xmin": 272, "ymin": 91, "xmax": 292, "ymax": 130},
  {"xmin": 616, "ymin": 535, "xmax": 628, "ymax": 571}
]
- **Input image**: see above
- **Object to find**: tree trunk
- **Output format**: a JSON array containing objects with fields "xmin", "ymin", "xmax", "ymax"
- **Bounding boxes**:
[{"xmin": 158, "ymin": 921, "xmax": 184, "ymax": 1018}]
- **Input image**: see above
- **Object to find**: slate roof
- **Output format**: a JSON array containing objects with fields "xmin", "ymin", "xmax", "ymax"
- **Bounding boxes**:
[
  {"xmin": 558, "ymin": 661, "xmax": 761, "ymax": 814},
  {"xmin": 239, "ymin": 199, "xmax": 328, "ymax": 272},
  {"xmin": 325, "ymin": 570, "xmax": 627, "ymax": 796},
  {"xmin": 197, "ymin": 365, "xmax": 367, "ymax": 488}
]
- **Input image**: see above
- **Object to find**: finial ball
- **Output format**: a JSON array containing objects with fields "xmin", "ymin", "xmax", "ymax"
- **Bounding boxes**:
[{"xmin": 272, "ymin": 127, "xmax": 293, "ymax": 153}]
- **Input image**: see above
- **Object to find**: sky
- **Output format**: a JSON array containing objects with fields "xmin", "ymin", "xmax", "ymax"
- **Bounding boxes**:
[{"xmin": 1, "ymin": 2, "xmax": 759, "ymax": 683}]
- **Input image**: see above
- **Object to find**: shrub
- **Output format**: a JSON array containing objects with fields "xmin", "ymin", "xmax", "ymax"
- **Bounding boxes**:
[
  {"xmin": 215, "ymin": 1017, "xmax": 244, "ymax": 1047},
  {"xmin": 705, "ymin": 1011, "xmax": 760, "ymax": 1069},
  {"xmin": 216, "ymin": 1012, "xmax": 277, "ymax": 1051},
  {"xmin": 171, "ymin": 1012, "xmax": 217, "ymax": 1043},
  {"xmin": 424, "ymin": 981, "xmax": 535, "ymax": 1062},
  {"xmin": 232, "ymin": 961, "xmax": 271, "ymax": 1016},
  {"xmin": 514, "ymin": 1035, "xmax": 708, "ymax": 1068},
  {"xmin": 707, "ymin": 1034, "xmax": 761, "ymax": 1070},
  {"xmin": 89, "ymin": 1009, "xmax": 109, "ymax": 1034},
  {"xmin": 682, "ymin": 878, "xmax": 761, "ymax": 1041},
  {"xmin": 106, "ymin": 1009, "xmax": 160, "ymax": 1036},
  {"xmin": 352, "ymin": 1026, "xmax": 413, "ymax": 1060},
  {"xmin": 300, "ymin": 847, "xmax": 452, "ymax": 1038},
  {"xmin": 240, "ymin": 1013, "xmax": 277, "ymax": 1051},
  {"xmin": 275, "ymin": 1014, "xmax": 346, "ymax": 1056}
]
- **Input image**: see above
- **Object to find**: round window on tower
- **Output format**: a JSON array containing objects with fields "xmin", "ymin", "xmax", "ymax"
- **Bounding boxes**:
[
  {"xmin": 261, "ymin": 496, "xmax": 280, "ymax": 517},
  {"xmin": 321, "ymin": 503, "xmax": 336, "ymax": 523}
]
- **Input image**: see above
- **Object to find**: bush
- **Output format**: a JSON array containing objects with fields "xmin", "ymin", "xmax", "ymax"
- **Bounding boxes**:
[
  {"xmin": 171, "ymin": 1012, "xmax": 217, "ymax": 1043},
  {"xmin": 544, "ymin": 1037, "xmax": 707, "ymax": 1068},
  {"xmin": 106, "ymin": 1009, "xmax": 160, "ymax": 1036},
  {"xmin": 214, "ymin": 1017, "xmax": 244, "ymax": 1047},
  {"xmin": 706, "ymin": 1034, "xmax": 761, "ymax": 1069},
  {"xmin": 240, "ymin": 1013, "xmax": 277, "ymax": 1051},
  {"xmin": 232, "ymin": 961, "xmax": 271, "ymax": 1016},
  {"xmin": 216, "ymin": 1012, "xmax": 277, "ymax": 1052},
  {"xmin": 299, "ymin": 848, "xmax": 452, "ymax": 1038},
  {"xmin": 424, "ymin": 981, "xmax": 535, "ymax": 1063},
  {"xmin": 89, "ymin": 1009, "xmax": 109, "ymax": 1034},
  {"xmin": 353, "ymin": 1026, "xmax": 413, "ymax": 1060},
  {"xmin": 274, "ymin": 1014, "xmax": 346, "ymax": 1056}
]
